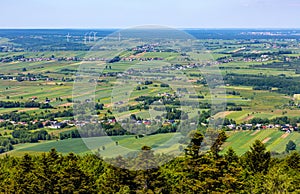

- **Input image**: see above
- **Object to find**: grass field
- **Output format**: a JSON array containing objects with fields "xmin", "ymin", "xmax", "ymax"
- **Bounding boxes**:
[
  {"xmin": 140, "ymin": 52, "xmax": 180, "ymax": 61},
  {"xmin": 6, "ymin": 133, "xmax": 183, "ymax": 158},
  {"xmin": 4, "ymin": 130, "xmax": 299, "ymax": 158},
  {"xmin": 222, "ymin": 129, "xmax": 300, "ymax": 155}
]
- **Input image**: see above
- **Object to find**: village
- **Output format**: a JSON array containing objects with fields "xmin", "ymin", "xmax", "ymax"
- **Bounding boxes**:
[{"xmin": 226, "ymin": 123, "xmax": 298, "ymax": 133}]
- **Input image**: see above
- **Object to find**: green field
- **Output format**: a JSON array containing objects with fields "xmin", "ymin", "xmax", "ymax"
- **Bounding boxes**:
[
  {"xmin": 6, "ymin": 133, "xmax": 183, "ymax": 157},
  {"xmin": 222, "ymin": 130, "xmax": 300, "ymax": 155},
  {"xmin": 5, "ymin": 130, "xmax": 299, "ymax": 158}
]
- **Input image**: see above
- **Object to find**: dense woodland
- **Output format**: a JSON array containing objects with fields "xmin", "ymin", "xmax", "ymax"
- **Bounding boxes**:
[{"xmin": 0, "ymin": 130, "xmax": 299, "ymax": 193}]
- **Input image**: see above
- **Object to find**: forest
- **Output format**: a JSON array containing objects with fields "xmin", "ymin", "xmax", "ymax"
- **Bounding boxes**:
[{"xmin": 0, "ymin": 130, "xmax": 299, "ymax": 193}]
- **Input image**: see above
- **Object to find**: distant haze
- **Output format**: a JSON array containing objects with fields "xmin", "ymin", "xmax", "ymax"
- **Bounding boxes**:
[{"xmin": 0, "ymin": 0, "xmax": 299, "ymax": 29}]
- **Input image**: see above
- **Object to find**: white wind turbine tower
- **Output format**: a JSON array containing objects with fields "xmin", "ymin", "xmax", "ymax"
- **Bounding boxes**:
[
  {"xmin": 118, "ymin": 32, "xmax": 122, "ymax": 42},
  {"xmin": 83, "ymin": 32, "xmax": 88, "ymax": 44},
  {"xmin": 66, "ymin": 33, "xmax": 71, "ymax": 42},
  {"xmin": 88, "ymin": 32, "xmax": 93, "ymax": 42},
  {"xmin": 93, "ymin": 32, "xmax": 97, "ymax": 41}
]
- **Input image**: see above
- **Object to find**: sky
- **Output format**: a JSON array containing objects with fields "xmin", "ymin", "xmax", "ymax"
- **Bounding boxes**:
[{"xmin": 0, "ymin": 0, "xmax": 300, "ymax": 29}]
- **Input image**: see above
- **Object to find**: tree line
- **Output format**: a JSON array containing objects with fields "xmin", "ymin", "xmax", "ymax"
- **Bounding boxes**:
[
  {"xmin": 0, "ymin": 130, "xmax": 299, "ymax": 193},
  {"xmin": 0, "ymin": 101, "xmax": 53, "ymax": 109},
  {"xmin": 224, "ymin": 73, "xmax": 300, "ymax": 95}
]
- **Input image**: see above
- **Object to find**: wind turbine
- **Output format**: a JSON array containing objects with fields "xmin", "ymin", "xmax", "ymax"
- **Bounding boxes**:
[
  {"xmin": 118, "ymin": 32, "xmax": 122, "ymax": 42},
  {"xmin": 88, "ymin": 32, "xmax": 93, "ymax": 43},
  {"xmin": 93, "ymin": 32, "xmax": 97, "ymax": 41},
  {"xmin": 66, "ymin": 33, "xmax": 71, "ymax": 42},
  {"xmin": 83, "ymin": 32, "xmax": 88, "ymax": 44}
]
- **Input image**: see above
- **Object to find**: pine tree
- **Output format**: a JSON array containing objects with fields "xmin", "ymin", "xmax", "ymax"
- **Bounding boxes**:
[
  {"xmin": 133, "ymin": 146, "xmax": 162, "ymax": 193},
  {"xmin": 243, "ymin": 140, "xmax": 271, "ymax": 174},
  {"xmin": 286, "ymin": 151, "xmax": 300, "ymax": 170},
  {"xmin": 12, "ymin": 154, "xmax": 40, "ymax": 193},
  {"xmin": 184, "ymin": 130, "xmax": 204, "ymax": 159},
  {"xmin": 35, "ymin": 149, "xmax": 62, "ymax": 193},
  {"xmin": 225, "ymin": 147, "xmax": 239, "ymax": 164},
  {"xmin": 98, "ymin": 156, "xmax": 135, "ymax": 193},
  {"xmin": 210, "ymin": 130, "xmax": 227, "ymax": 158},
  {"xmin": 57, "ymin": 153, "xmax": 95, "ymax": 193}
]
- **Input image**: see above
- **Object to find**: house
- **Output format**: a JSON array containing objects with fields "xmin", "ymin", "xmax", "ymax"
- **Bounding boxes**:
[
  {"xmin": 227, "ymin": 124, "xmax": 236, "ymax": 130},
  {"xmin": 31, "ymin": 96, "xmax": 38, "ymax": 101},
  {"xmin": 256, "ymin": 124, "xmax": 262, "ymax": 128},
  {"xmin": 262, "ymin": 125, "xmax": 267, "ymax": 129},
  {"xmin": 108, "ymin": 119, "xmax": 116, "ymax": 124},
  {"xmin": 281, "ymin": 125, "xmax": 289, "ymax": 131},
  {"xmin": 244, "ymin": 124, "xmax": 253, "ymax": 129},
  {"xmin": 275, "ymin": 124, "xmax": 281, "ymax": 128},
  {"xmin": 143, "ymin": 120, "xmax": 151, "ymax": 125},
  {"xmin": 50, "ymin": 121, "xmax": 63, "ymax": 129}
]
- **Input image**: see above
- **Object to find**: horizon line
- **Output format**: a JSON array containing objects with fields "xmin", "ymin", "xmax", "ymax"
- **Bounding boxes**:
[{"xmin": 1, "ymin": 27, "xmax": 300, "ymax": 30}]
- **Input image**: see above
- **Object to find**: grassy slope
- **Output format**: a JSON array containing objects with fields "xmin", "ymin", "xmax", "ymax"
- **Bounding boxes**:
[
  {"xmin": 5, "ymin": 130, "xmax": 300, "ymax": 157},
  {"xmin": 6, "ymin": 133, "xmax": 183, "ymax": 158},
  {"xmin": 222, "ymin": 129, "xmax": 300, "ymax": 155}
]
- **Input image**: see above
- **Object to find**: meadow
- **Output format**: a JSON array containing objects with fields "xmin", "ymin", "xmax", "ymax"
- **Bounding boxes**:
[
  {"xmin": 7, "ymin": 133, "xmax": 182, "ymax": 157},
  {"xmin": 6, "ymin": 129, "xmax": 299, "ymax": 157},
  {"xmin": 222, "ymin": 129, "xmax": 300, "ymax": 155}
]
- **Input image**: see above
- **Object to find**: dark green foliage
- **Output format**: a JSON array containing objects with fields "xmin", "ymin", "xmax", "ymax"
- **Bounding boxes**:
[
  {"xmin": 59, "ymin": 129, "xmax": 81, "ymax": 140},
  {"xmin": 0, "ymin": 136, "xmax": 299, "ymax": 193},
  {"xmin": 243, "ymin": 140, "xmax": 271, "ymax": 174},
  {"xmin": 184, "ymin": 130, "xmax": 204, "ymax": 158},
  {"xmin": 0, "ymin": 100, "xmax": 49, "ymax": 108},
  {"xmin": 247, "ymin": 116, "xmax": 300, "ymax": 127},
  {"xmin": 210, "ymin": 130, "xmax": 227, "ymax": 157},
  {"xmin": 11, "ymin": 129, "xmax": 50, "ymax": 143},
  {"xmin": 286, "ymin": 152, "xmax": 300, "ymax": 170},
  {"xmin": 160, "ymin": 83, "xmax": 169, "ymax": 88},
  {"xmin": 224, "ymin": 73, "xmax": 300, "ymax": 95},
  {"xmin": 0, "ymin": 109, "xmax": 73, "ymax": 123},
  {"xmin": 95, "ymin": 103, "xmax": 104, "ymax": 110},
  {"xmin": 286, "ymin": 140, "xmax": 297, "ymax": 153},
  {"xmin": 0, "ymin": 138, "xmax": 15, "ymax": 153},
  {"xmin": 108, "ymin": 56, "xmax": 121, "ymax": 63}
]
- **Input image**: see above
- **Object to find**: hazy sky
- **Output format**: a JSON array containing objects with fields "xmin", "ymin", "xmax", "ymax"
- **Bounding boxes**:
[{"xmin": 1, "ymin": 0, "xmax": 299, "ymax": 28}]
